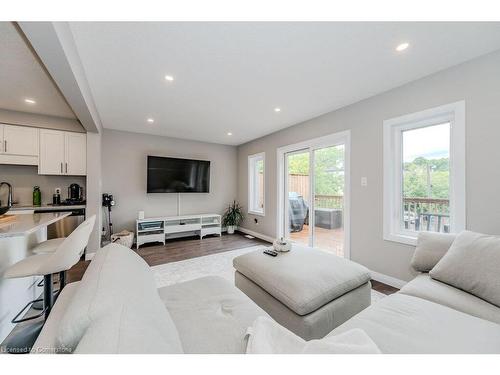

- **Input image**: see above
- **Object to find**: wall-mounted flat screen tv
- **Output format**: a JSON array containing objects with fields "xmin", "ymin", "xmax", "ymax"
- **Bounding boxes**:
[{"xmin": 147, "ymin": 156, "xmax": 210, "ymax": 193}]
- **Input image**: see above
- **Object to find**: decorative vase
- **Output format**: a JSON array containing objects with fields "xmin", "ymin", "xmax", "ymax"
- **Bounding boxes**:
[
  {"xmin": 273, "ymin": 237, "xmax": 292, "ymax": 252},
  {"xmin": 227, "ymin": 225, "xmax": 235, "ymax": 234}
]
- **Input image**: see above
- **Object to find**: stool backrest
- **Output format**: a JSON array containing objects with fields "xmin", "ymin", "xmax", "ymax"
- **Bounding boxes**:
[{"xmin": 38, "ymin": 215, "xmax": 96, "ymax": 275}]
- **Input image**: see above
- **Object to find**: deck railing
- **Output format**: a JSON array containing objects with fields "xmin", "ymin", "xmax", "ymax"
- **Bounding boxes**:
[
  {"xmin": 313, "ymin": 195, "xmax": 450, "ymax": 232},
  {"xmin": 403, "ymin": 197, "xmax": 450, "ymax": 233},
  {"xmin": 294, "ymin": 189, "xmax": 450, "ymax": 233},
  {"xmin": 314, "ymin": 195, "xmax": 344, "ymax": 209}
]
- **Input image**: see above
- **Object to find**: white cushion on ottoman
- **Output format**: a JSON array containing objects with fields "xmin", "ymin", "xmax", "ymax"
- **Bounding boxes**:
[
  {"xmin": 233, "ymin": 245, "xmax": 371, "ymax": 315},
  {"xmin": 233, "ymin": 245, "xmax": 372, "ymax": 340}
]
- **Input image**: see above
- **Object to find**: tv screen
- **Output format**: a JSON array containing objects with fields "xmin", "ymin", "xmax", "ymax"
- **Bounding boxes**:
[{"xmin": 147, "ymin": 156, "xmax": 210, "ymax": 193}]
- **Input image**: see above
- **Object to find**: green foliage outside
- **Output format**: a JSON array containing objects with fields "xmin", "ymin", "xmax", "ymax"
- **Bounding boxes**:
[
  {"xmin": 287, "ymin": 147, "xmax": 345, "ymax": 196},
  {"xmin": 286, "ymin": 148, "xmax": 449, "ymax": 204},
  {"xmin": 403, "ymin": 157, "xmax": 449, "ymax": 199}
]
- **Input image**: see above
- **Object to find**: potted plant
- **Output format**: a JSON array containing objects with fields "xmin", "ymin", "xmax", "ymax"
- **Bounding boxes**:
[{"xmin": 222, "ymin": 200, "xmax": 244, "ymax": 234}]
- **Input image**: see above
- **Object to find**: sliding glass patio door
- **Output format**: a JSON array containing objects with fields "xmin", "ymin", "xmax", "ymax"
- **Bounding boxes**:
[
  {"xmin": 284, "ymin": 149, "xmax": 310, "ymax": 246},
  {"xmin": 279, "ymin": 132, "xmax": 350, "ymax": 258},
  {"xmin": 312, "ymin": 145, "xmax": 345, "ymax": 257}
]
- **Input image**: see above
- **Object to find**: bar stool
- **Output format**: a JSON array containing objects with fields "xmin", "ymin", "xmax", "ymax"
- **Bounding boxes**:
[
  {"xmin": 32, "ymin": 238, "xmax": 65, "ymax": 254},
  {"xmin": 31, "ymin": 238, "xmax": 67, "ymax": 310},
  {"xmin": 2, "ymin": 215, "xmax": 96, "ymax": 353}
]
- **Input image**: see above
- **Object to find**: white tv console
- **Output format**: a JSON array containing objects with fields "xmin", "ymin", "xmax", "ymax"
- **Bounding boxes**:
[{"xmin": 136, "ymin": 213, "xmax": 222, "ymax": 249}]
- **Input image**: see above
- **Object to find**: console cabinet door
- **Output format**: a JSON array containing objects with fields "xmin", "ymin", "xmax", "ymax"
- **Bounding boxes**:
[
  {"xmin": 3, "ymin": 125, "xmax": 39, "ymax": 156},
  {"xmin": 65, "ymin": 132, "xmax": 86, "ymax": 175},
  {"xmin": 39, "ymin": 129, "xmax": 65, "ymax": 175}
]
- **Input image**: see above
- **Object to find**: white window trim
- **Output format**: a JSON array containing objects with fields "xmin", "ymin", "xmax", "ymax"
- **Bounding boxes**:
[
  {"xmin": 248, "ymin": 152, "xmax": 265, "ymax": 216},
  {"xmin": 383, "ymin": 101, "xmax": 466, "ymax": 246}
]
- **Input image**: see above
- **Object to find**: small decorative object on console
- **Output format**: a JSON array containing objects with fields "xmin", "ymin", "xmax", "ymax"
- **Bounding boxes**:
[{"xmin": 273, "ymin": 237, "xmax": 292, "ymax": 252}]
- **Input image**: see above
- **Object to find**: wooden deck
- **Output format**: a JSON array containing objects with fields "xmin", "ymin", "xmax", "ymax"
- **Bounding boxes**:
[{"xmin": 290, "ymin": 224, "xmax": 344, "ymax": 257}]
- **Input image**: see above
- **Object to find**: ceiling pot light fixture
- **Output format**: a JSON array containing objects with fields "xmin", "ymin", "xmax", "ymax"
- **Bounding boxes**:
[
  {"xmin": 227, "ymin": 132, "xmax": 233, "ymax": 136},
  {"xmin": 165, "ymin": 75, "xmax": 174, "ymax": 82},
  {"xmin": 274, "ymin": 107, "xmax": 281, "ymax": 112},
  {"xmin": 147, "ymin": 118, "xmax": 154, "ymax": 123},
  {"xmin": 24, "ymin": 98, "xmax": 36, "ymax": 104},
  {"xmin": 395, "ymin": 42, "xmax": 410, "ymax": 52}
]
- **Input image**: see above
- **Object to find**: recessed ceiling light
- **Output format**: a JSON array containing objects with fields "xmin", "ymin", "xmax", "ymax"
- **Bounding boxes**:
[
  {"xmin": 147, "ymin": 118, "xmax": 154, "ymax": 123},
  {"xmin": 24, "ymin": 98, "xmax": 36, "ymax": 104},
  {"xmin": 274, "ymin": 107, "xmax": 281, "ymax": 112},
  {"xmin": 227, "ymin": 132, "xmax": 233, "ymax": 136},
  {"xmin": 165, "ymin": 75, "xmax": 174, "ymax": 82},
  {"xmin": 395, "ymin": 42, "xmax": 410, "ymax": 52}
]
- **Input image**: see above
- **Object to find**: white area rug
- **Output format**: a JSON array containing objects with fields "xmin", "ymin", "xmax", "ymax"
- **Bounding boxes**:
[{"xmin": 152, "ymin": 245, "xmax": 386, "ymax": 303}]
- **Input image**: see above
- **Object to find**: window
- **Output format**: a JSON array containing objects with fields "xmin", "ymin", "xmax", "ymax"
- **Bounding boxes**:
[
  {"xmin": 248, "ymin": 152, "xmax": 265, "ymax": 215},
  {"xmin": 383, "ymin": 101, "xmax": 465, "ymax": 245}
]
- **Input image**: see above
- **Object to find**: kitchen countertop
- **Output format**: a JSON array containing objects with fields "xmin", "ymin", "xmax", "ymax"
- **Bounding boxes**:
[
  {"xmin": 9, "ymin": 204, "xmax": 86, "ymax": 211},
  {"xmin": 0, "ymin": 212, "xmax": 71, "ymax": 238}
]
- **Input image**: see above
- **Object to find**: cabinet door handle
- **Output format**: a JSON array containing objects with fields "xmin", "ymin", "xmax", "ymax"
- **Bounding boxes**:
[
  {"xmin": 60, "ymin": 162, "xmax": 63, "ymax": 173},
  {"xmin": 4, "ymin": 140, "xmax": 6, "ymax": 153},
  {"xmin": 65, "ymin": 163, "xmax": 68, "ymax": 173}
]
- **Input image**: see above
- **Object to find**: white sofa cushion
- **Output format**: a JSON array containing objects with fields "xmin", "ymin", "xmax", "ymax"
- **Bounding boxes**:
[
  {"xmin": 74, "ymin": 304, "xmax": 178, "ymax": 354},
  {"xmin": 56, "ymin": 243, "xmax": 183, "ymax": 353},
  {"xmin": 246, "ymin": 316, "xmax": 381, "ymax": 354},
  {"xmin": 233, "ymin": 245, "xmax": 371, "ymax": 315},
  {"xmin": 430, "ymin": 231, "xmax": 500, "ymax": 307},
  {"xmin": 31, "ymin": 282, "xmax": 80, "ymax": 354},
  {"xmin": 330, "ymin": 293, "xmax": 500, "ymax": 354},
  {"xmin": 158, "ymin": 276, "xmax": 269, "ymax": 354},
  {"xmin": 399, "ymin": 274, "xmax": 500, "ymax": 324},
  {"xmin": 410, "ymin": 232, "xmax": 456, "ymax": 272}
]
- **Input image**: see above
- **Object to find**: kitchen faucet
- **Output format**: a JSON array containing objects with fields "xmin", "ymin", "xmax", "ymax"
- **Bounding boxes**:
[{"xmin": 0, "ymin": 182, "xmax": 13, "ymax": 207}]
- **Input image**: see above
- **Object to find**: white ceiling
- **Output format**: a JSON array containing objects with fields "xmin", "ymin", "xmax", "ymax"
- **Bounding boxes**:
[
  {"xmin": 69, "ymin": 22, "xmax": 500, "ymax": 145},
  {"xmin": 0, "ymin": 22, "xmax": 76, "ymax": 119}
]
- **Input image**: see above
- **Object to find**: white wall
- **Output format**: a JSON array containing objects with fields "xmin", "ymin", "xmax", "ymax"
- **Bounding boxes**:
[
  {"xmin": 101, "ymin": 129, "xmax": 238, "ymax": 232},
  {"xmin": 237, "ymin": 50, "xmax": 500, "ymax": 282}
]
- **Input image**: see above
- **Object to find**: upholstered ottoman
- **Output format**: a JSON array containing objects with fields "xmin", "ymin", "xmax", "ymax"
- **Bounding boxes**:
[{"xmin": 233, "ymin": 245, "xmax": 372, "ymax": 340}]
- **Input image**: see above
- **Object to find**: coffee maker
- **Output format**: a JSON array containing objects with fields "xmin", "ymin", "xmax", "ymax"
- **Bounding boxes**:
[{"xmin": 67, "ymin": 183, "xmax": 84, "ymax": 203}]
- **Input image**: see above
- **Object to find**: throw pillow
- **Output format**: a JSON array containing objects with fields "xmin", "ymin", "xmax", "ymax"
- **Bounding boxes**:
[
  {"xmin": 245, "ymin": 316, "xmax": 381, "ymax": 354},
  {"xmin": 430, "ymin": 231, "xmax": 500, "ymax": 307}
]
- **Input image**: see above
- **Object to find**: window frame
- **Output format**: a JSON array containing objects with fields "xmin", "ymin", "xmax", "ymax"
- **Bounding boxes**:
[
  {"xmin": 383, "ymin": 101, "xmax": 466, "ymax": 246},
  {"xmin": 248, "ymin": 152, "xmax": 265, "ymax": 216}
]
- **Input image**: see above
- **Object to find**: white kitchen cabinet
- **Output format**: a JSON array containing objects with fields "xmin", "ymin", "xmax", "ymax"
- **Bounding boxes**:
[
  {"xmin": 39, "ymin": 129, "xmax": 86, "ymax": 176},
  {"xmin": 39, "ymin": 129, "xmax": 66, "ymax": 175},
  {"xmin": 0, "ymin": 124, "xmax": 39, "ymax": 165},
  {"xmin": 65, "ymin": 132, "xmax": 87, "ymax": 175}
]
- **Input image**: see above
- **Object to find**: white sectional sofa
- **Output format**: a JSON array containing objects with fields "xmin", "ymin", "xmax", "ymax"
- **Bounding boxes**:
[{"xmin": 32, "ymin": 231, "xmax": 500, "ymax": 354}]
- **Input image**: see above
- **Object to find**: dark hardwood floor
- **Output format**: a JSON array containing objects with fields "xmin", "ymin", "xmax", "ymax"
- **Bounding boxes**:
[
  {"xmin": 67, "ymin": 232, "xmax": 398, "ymax": 295},
  {"xmin": 371, "ymin": 280, "xmax": 399, "ymax": 295},
  {"xmin": 137, "ymin": 231, "xmax": 268, "ymax": 266},
  {"xmin": 67, "ymin": 231, "xmax": 267, "ymax": 283}
]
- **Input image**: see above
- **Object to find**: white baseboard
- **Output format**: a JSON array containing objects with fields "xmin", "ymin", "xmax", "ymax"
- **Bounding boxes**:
[
  {"xmin": 237, "ymin": 227, "xmax": 274, "ymax": 243},
  {"xmin": 370, "ymin": 270, "xmax": 407, "ymax": 289}
]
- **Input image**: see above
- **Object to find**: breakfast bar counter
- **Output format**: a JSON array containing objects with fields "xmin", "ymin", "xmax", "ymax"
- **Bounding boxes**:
[
  {"xmin": 0, "ymin": 212, "xmax": 71, "ymax": 238},
  {"xmin": 0, "ymin": 212, "xmax": 71, "ymax": 343}
]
